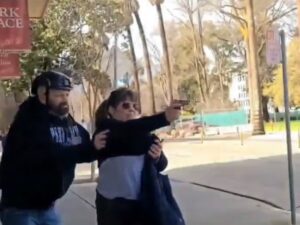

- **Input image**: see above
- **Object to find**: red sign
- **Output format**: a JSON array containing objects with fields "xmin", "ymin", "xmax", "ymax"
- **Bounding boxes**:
[
  {"xmin": 0, "ymin": 0, "xmax": 32, "ymax": 52},
  {"xmin": 0, "ymin": 54, "xmax": 21, "ymax": 79}
]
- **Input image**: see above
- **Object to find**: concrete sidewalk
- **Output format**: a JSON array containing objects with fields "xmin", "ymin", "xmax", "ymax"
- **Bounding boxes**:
[
  {"xmin": 2, "ymin": 138, "xmax": 300, "ymax": 224},
  {"xmin": 249, "ymin": 132, "xmax": 300, "ymax": 142},
  {"xmin": 57, "ymin": 182, "xmax": 296, "ymax": 225},
  {"xmin": 74, "ymin": 138, "xmax": 300, "ymax": 210},
  {"xmin": 57, "ymin": 138, "xmax": 300, "ymax": 225},
  {"xmin": 163, "ymin": 139, "xmax": 300, "ymax": 210}
]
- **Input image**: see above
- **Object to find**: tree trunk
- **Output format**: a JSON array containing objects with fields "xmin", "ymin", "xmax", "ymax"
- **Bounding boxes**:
[
  {"xmin": 218, "ymin": 73, "xmax": 224, "ymax": 105},
  {"xmin": 156, "ymin": 3, "xmax": 173, "ymax": 102},
  {"xmin": 245, "ymin": 38, "xmax": 254, "ymax": 123},
  {"xmin": 297, "ymin": 0, "xmax": 300, "ymax": 35},
  {"xmin": 127, "ymin": 26, "xmax": 141, "ymax": 111},
  {"xmin": 134, "ymin": 11, "xmax": 156, "ymax": 114},
  {"xmin": 192, "ymin": 42, "xmax": 205, "ymax": 103},
  {"xmin": 197, "ymin": 1, "xmax": 209, "ymax": 96},
  {"xmin": 113, "ymin": 34, "xmax": 118, "ymax": 89},
  {"xmin": 189, "ymin": 11, "xmax": 206, "ymax": 103},
  {"xmin": 87, "ymin": 82, "xmax": 93, "ymax": 124},
  {"xmin": 13, "ymin": 91, "xmax": 26, "ymax": 104},
  {"xmin": 262, "ymin": 95, "xmax": 270, "ymax": 122},
  {"xmin": 158, "ymin": 74, "xmax": 169, "ymax": 104},
  {"xmin": 246, "ymin": 0, "xmax": 265, "ymax": 135}
]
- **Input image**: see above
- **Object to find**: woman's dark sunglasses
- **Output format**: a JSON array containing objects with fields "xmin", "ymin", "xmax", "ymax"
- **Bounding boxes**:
[{"xmin": 121, "ymin": 102, "xmax": 139, "ymax": 111}]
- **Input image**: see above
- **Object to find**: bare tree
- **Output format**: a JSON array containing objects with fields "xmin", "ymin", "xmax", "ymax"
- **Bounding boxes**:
[
  {"xmin": 125, "ymin": 0, "xmax": 156, "ymax": 113},
  {"xmin": 149, "ymin": 0, "xmax": 174, "ymax": 102},
  {"xmin": 147, "ymin": 39, "xmax": 170, "ymax": 104},
  {"xmin": 245, "ymin": 0, "xmax": 265, "ymax": 134},
  {"xmin": 113, "ymin": 34, "xmax": 118, "ymax": 89},
  {"xmin": 214, "ymin": 0, "xmax": 296, "ymax": 134},
  {"xmin": 297, "ymin": 0, "xmax": 300, "ymax": 34},
  {"xmin": 175, "ymin": 0, "xmax": 209, "ymax": 103},
  {"xmin": 123, "ymin": 2, "xmax": 141, "ymax": 110}
]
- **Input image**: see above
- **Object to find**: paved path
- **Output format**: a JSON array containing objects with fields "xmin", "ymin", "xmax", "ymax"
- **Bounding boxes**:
[
  {"xmin": 56, "ymin": 182, "xmax": 297, "ymax": 225},
  {"xmin": 3, "ymin": 136, "xmax": 300, "ymax": 224}
]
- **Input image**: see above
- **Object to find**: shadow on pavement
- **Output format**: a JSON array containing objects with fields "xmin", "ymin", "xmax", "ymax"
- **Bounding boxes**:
[{"xmin": 167, "ymin": 153, "xmax": 300, "ymax": 211}]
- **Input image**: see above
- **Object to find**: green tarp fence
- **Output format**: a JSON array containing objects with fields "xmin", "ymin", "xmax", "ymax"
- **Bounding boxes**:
[{"xmin": 184, "ymin": 110, "xmax": 249, "ymax": 127}]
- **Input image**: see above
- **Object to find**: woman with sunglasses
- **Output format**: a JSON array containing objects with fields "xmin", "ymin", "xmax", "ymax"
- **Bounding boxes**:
[{"xmin": 93, "ymin": 88, "xmax": 181, "ymax": 225}]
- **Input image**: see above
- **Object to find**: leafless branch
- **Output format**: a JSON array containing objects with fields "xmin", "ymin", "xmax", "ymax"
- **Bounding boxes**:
[
  {"xmin": 272, "ymin": 0, "xmax": 286, "ymax": 19},
  {"xmin": 219, "ymin": 9, "xmax": 247, "ymax": 25},
  {"xmin": 270, "ymin": 7, "xmax": 297, "ymax": 23},
  {"xmin": 147, "ymin": 38, "xmax": 164, "ymax": 76},
  {"xmin": 221, "ymin": 4, "xmax": 245, "ymax": 11},
  {"xmin": 214, "ymin": 35, "xmax": 230, "ymax": 43},
  {"xmin": 258, "ymin": 7, "xmax": 297, "ymax": 32},
  {"xmin": 265, "ymin": 0, "xmax": 281, "ymax": 18},
  {"xmin": 166, "ymin": 8, "xmax": 190, "ymax": 29},
  {"xmin": 258, "ymin": 39, "xmax": 266, "ymax": 57}
]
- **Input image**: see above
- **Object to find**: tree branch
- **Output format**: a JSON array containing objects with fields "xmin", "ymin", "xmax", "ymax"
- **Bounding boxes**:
[
  {"xmin": 257, "ymin": 7, "xmax": 297, "ymax": 32},
  {"xmin": 265, "ymin": 0, "xmax": 280, "ymax": 18},
  {"xmin": 270, "ymin": 7, "xmax": 297, "ymax": 24},
  {"xmin": 166, "ymin": 8, "xmax": 190, "ymax": 29},
  {"xmin": 221, "ymin": 4, "xmax": 245, "ymax": 11},
  {"xmin": 272, "ymin": 0, "xmax": 286, "ymax": 19},
  {"xmin": 258, "ymin": 39, "xmax": 266, "ymax": 58},
  {"xmin": 219, "ymin": 9, "xmax": 247, "ymax": 25}
]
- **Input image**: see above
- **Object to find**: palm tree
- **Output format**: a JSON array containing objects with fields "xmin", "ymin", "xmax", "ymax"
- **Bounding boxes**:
[
  {"xmin": 196, "ymin": 0, "xmax": 209, "ymax": 99},
  {"xmin": 245, "ymin": 0, "xmax": 265, "ymax": 135},
  {"xmin": 297, "ymin": 0, "xmax": 300, "ymax": 34},
  {"xmin": 113, "ymin": 34, "xmax": 118, "ymax": 89},
  {"xmin": 128, "ymin": 0, "xmax": 156, "ymax": 114},
  {"xmin": 149, "ymin": 0, "xmax": 173, "ymax": 102},
  {"xmin": 122, "ymin": 4, "xmax": 141, "ymax": 110},
  {"xmin": 127, "ymin": 28, "xmax": 142, "ymax": 110}
]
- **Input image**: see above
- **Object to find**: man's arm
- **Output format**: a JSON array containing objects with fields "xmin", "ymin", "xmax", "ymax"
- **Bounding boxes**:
[
  {"xmin": 4, "ymin": 113, "xmax": 98, "ymax": 169},
  {"xmin": 22, "ymin": 129, "xmax": 100, "ymax": 167},
  {"xmin": 73, "ymin": 127, "xmax": 103, "ymax": 164}
]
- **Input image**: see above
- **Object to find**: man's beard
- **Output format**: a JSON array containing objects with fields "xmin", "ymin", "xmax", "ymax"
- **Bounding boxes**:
[{"xmin": 48, "ymin": 101, "xmax": 69, "ymax": 116}]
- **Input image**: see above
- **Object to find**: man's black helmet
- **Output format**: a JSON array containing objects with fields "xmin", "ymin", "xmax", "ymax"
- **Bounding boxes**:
[
  {"xmin": 31, "ymin": 71, "xmax": 73, "ymax": 95},
  {"xmin": 31, "ymin": 75, "xmax": 45, "ymax": 95}
]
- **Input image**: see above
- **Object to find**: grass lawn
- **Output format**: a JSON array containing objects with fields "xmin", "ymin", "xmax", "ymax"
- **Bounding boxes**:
[{"xmin": 265, "ymin": 121, "xmax": 300, "ymax": 132}]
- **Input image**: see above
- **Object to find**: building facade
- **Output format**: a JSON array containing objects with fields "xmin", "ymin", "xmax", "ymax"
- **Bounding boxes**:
[{"xmin": 229, "ymin": 74, "xmax": 250, "ymax": 112}]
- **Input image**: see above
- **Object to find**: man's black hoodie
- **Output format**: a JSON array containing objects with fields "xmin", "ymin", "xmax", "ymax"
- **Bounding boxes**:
[{"xmin": 0, "ymin": 97, "xmax": 96, "ymax": 209}]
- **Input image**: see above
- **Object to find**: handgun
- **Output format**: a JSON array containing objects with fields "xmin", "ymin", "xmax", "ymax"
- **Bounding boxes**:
[{"xmin": 173, "ymin": 99, "xmax": 190, "ymax": 109}]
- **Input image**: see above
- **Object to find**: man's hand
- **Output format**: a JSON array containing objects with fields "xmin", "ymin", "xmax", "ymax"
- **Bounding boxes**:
[
  {"xmin": 165, "ymin": 101, "xmax": 181, "ymax": 123},
  {"xmin": 93, "ymin": 130, "xmax": 109, "ymax": 150},
  {"xmin": 148, "ymin": 139, "xmax": 162, "ymax": 160}
]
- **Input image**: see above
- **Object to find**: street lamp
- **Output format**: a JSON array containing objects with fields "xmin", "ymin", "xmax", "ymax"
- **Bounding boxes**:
[{"xmin": 28, "ymin": 0, "xmax": 50, "ymax": 19}]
